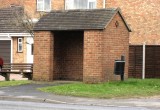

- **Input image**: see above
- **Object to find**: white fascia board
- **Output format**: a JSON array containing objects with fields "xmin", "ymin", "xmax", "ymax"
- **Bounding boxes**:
[
  {"xmin": 0, "ymin": 33, "xmax": 33, "ymax": 37},
  {"xmin": 0, "ymin": 37, "xmax": 11, "ymax": 40}
]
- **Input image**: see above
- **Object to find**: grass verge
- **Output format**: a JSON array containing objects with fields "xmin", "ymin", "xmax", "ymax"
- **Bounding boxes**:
[
  {"xmin": 0, "ymin": 80, "xmax": 30, "ymax": 87},
  {"xmin": 39, "ymin": 79, "xmax": 160, "ymax": 98}
]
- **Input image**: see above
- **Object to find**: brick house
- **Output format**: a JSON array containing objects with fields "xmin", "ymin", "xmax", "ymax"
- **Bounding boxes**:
[
  {"xmin": 0, "ymin": 6, "xmax": 33, "ymax": 63},
  {"xmin": 33, "ymin": 8, "xmax": 131, "ymax": 83}
]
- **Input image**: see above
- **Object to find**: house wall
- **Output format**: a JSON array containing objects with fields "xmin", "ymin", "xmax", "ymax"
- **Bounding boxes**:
[
  {"xmin": 0, "ymin": 0, "xmax": 28, "ymax": 63},
  {"xmin": 12, "ymin": 37, "xmax": 27, "ymax": 63},
  {"xmin": 107, "ymin": 0, "xmax": 160, "ymax": 45},
  {"xmin": 0, "ymin": 0, "xmax": 24, "ymax": 8},
  {"xmin": 0, "ymin": 36, "xmax": 28, "ymax": 63},
  {"xmin": 23, "ymin": 0, "xmax": 65, "ymax": 18},
  {"xmin": 23, "ymin": 0, "xmax": 104, "ymax": 18},
  {"xmin": 0, "ymin": 0, "xmax": 104, "ymax": 18}
]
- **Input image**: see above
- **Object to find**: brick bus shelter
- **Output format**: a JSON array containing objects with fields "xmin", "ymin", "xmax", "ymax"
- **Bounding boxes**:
[{"xmin": 33, "ymin": 8, "xmax": 131, "ymax": 83}]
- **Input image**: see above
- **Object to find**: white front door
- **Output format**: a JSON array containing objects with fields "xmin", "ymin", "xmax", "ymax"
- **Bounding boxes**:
[{"xmin": 26, "ymin": 37, "xmax": 34, "ymax": 63}]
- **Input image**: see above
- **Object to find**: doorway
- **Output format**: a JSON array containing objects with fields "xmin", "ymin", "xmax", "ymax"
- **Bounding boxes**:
[{"xmin": 54, "ymin": 31, "xmax": 83, "ymax": 81}]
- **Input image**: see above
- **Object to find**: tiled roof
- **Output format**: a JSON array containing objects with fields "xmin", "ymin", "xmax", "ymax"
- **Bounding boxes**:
[
  {"xmin": 0, "ymin": 7, "xmax": 27, "ymax": 33},
  {"xmin": 34, "ymin": 8, "xmax": 131, "ymax": 31}
]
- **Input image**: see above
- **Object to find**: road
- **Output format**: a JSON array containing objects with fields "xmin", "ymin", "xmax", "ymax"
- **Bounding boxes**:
[
  {"xmin": 0, "ymin": 83, "xmax": 160, "ymax": 110},
  {"xmin": 0, "ymin": 100, "xmax": 157, "ymax": 110}
]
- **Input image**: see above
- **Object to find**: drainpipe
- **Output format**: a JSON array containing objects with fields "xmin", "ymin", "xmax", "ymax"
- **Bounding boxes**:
[
  {"xmin": 8, "ymin": 34, "xmax": 13, "ymax": 63},
  {"xmin": 103, "ymin": 0, "xmax": 106, "ymax": 8},
  {"xmin": 142, "ymin": 42, "xmax": 146, "ymax": 79}
]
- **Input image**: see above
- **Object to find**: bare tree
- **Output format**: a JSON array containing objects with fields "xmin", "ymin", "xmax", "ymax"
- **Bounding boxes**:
[
  {"xmin": 13, "ymin": 7, "xmax": 34, "ymax": 37},
  {"xmin": 9, "ymin": 5, "xmax": 46, "ymax": 38}
]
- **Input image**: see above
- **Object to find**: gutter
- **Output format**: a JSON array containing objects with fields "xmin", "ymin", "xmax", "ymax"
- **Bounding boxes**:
[{"xmin": 0, "ymin": 33, "xmax": 33, "ymax": 37}]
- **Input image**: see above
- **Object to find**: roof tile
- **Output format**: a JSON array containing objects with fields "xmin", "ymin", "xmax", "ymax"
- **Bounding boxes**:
[
  {"xmin": 34, "ymin": 8, "xmax": 118, "ymax": 31},
  {"xmin": 0, "ymin": 7, "xmax": 27, "ymax": 33}
]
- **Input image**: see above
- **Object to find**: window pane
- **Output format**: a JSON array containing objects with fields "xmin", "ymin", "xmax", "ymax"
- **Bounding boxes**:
[
  {"xmin": 18, "ymin": 38, "xmax": 23, "ymax": 52},
  {"xmin": 82, "ymin": 0, "xmax": 88, "ymax": 9},
  {"xmin": 44, "ymin": 0, "xmax": 51, "ymax": 11},
  {"xmin": 89, "ymin": 2, "xmax": 96, "ymax": 9},
  {"xmin": 19, "ymin": 44, "xmax": 22, "ymax": 51},
  {"xmin": 74, "ymin": 0, "xmax": 88, "ymax": 9},
  {"xmin": 74, "ymin": 0, "xmax": 79, "ymax": 9},
  {"xmin": 19, "ymin": 39, "xmax": 22, "ymax": 42},
  {"xmin": 65, "ymin": 0, "xmax": 74, "ymax": 9},
  {"xmin": 37, "ymin": 0, "xmax": 43, "ymax": 2},
  {"xmin": 37, "ymin": 2, "xmax": 43, "ymax": 11},
  {"xmin": 31, "ymin": 44, "xmax": 34, "ymax": 55}
]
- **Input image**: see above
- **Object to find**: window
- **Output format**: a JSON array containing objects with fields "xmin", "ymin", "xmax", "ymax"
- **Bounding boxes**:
[
  {"xmin": 17, "ymin": 38, "xmax": 23, "ymax": 53},
  {"xmin": 37, "ymin": 0, "xmax": 51, "ymax": 12},
  {"xmin": 65, "ymin": 0, "xmax": 96, "ymax": 10},
  {"xmin": 88, "ymin": 0, "xmax": 96, "ymax": 9},
  {"xmin": 74, "ymin": 0, "xmax": 88, "ymax": 9},
  {"xmin": 31, "ymin": 44, "xmax": 34, "ymax": 55}
]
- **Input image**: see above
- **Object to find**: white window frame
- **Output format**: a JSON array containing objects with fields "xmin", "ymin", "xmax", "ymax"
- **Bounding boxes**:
[
  {"xmin": 18, "ymin": 38, "xmax": 23, "ymax": 53},
  {"xmin": 37, "ymin": 0, "xmax": 51, "ymax": 12},
  {"xmin": 65, "ymin": 0, "xmax": 96, "ymax": 10}
]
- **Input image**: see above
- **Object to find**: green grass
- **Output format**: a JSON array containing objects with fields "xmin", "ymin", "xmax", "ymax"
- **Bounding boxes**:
[
  {"xmin": 39, "ymin": 79, "xmax": 160, "ymax": 98},
  {"xmin": 0, "ymin": 80, "xmax": 30, "ymax": 87}
]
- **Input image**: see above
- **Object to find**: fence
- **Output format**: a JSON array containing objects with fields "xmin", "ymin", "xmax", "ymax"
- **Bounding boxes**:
[{"xmin": 129, "ymin": 45, "xmax": 160, "ymax": 78}]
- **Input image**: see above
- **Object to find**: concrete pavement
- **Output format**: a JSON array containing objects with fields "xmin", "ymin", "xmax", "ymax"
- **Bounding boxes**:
[{"xmin": 0, "ymin": 82, "xmax": 160, "ymax": 109}]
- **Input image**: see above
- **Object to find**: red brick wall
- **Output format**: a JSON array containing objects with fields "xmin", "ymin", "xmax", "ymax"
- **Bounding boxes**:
[
  {"xmin": 83, "ymin": 30, "xmax": 104, "ymax": 83},
  {"xmin": 33, "ymin": 31, "xmax": 54, "ymax": 81},
  {"xmin": 102, "ymin": 13, "xmax": 129, "ymax": 81},
  {"xmin": 52, "ymin": 0, "xmax": 65, "ymax": 10},
  {"xmin": 33, "ymin": 31, "xmax": 83, "ymax": 81},
  {"xmin": 83, "ymin": 13, "xmax": 129, "ymax": 83},
  {"xmin": 54, "ymin": 31, "xmax": 83, "ymax": 81},
  {"xmin": 23, "ymin": 0, "xmax": 37, "ymax": 18},
  {"xmin": 107, "ymin": 0, "xmax": 160, "ymax": 45},
  {"xmin": 12, "ymin": 37, "xmax": 27, "ymax": 63},
  {"xmin": 0, "ymin": 0, "xmax": 23, "ymax": 8},
  {"xmin": 97, "ymin": 0, "xmax": 103, "ymax": 8}
]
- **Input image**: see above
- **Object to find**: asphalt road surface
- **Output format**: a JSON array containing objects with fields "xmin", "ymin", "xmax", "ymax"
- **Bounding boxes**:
[{"xmin": 0, "ymin": 100, "xmax": 156, "ymax": 110}]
